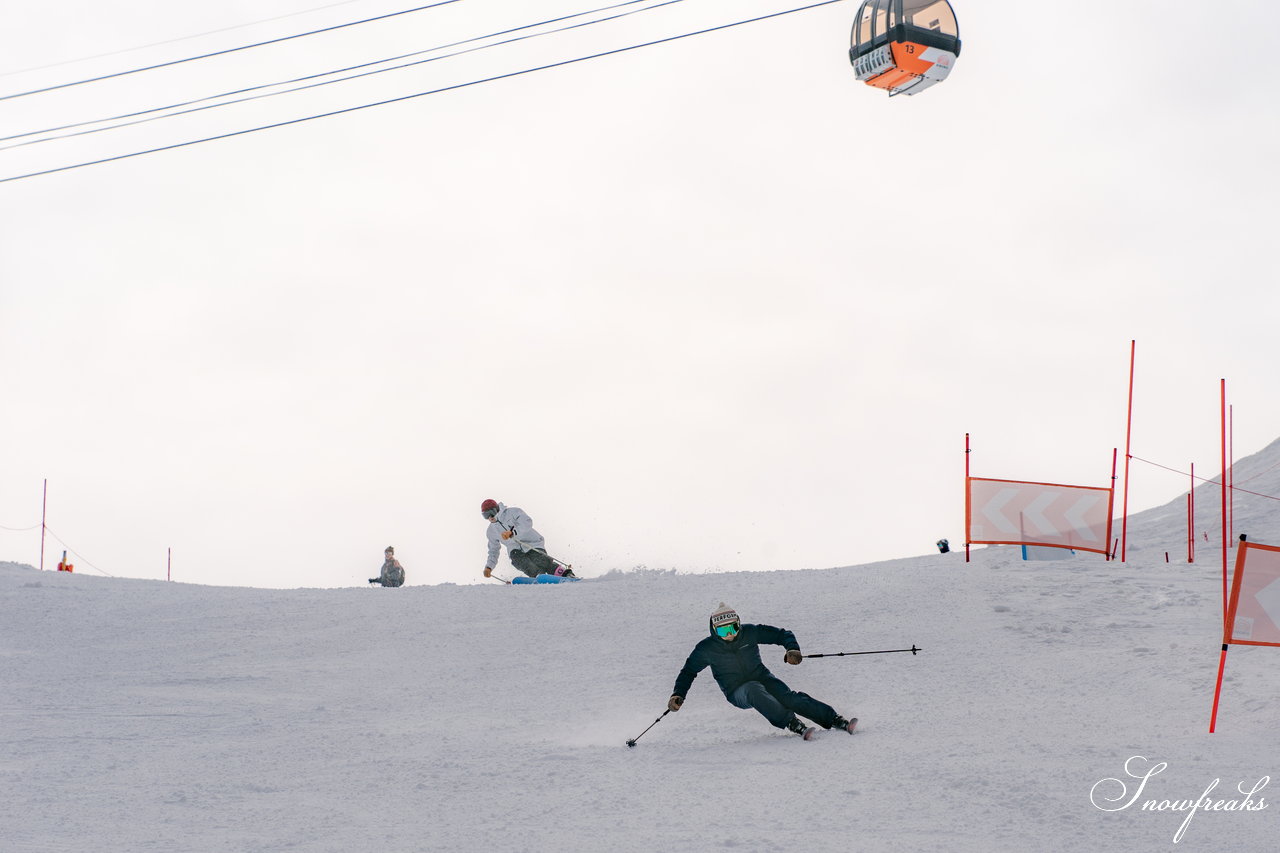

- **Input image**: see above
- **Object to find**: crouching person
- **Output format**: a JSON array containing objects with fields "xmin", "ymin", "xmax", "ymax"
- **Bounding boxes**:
[
  {"xmin": 667, "ymin": 603, "xmax": 856, "ymax": 739},
  {"xmin": 369, "ymin": 546, "xmax": 405, "ymax": 588}
]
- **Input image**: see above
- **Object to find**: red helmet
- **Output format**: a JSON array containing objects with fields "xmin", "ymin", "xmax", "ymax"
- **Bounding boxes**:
[{"xmin": 480, "ymin": 499, "xmax": 499, "ymax": 519}]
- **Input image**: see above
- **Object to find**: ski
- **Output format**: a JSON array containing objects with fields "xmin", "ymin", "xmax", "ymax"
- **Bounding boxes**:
[
  {"xmin": 511, "ymin": 574, "xmax": 581, "ymax": 584},
  {"xmin": 798, "ymin": 717, "xmax": 857, "ymax": 740}
]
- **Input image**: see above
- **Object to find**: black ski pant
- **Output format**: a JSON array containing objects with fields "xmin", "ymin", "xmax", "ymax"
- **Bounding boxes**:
[
  {"xmin": 727, "ymin": 676, "xmax": 839, "ymax": 730},
  {"xmin": 509, "ymin": 548, "xmax": 558, "ymax": 578}
]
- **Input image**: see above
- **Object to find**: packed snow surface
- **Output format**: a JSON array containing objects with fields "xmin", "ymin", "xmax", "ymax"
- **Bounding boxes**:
[{"xmin": 5, "ymin": 440, "xmax": 1280, "ymax": 852}]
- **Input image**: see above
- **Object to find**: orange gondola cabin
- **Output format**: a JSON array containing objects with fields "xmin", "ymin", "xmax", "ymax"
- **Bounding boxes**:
[{"xmin": 850, "ymin": 0, "xmax": 961, "ymax": 96}]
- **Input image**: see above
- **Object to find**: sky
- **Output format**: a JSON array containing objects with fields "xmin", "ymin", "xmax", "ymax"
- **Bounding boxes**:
[{"xmin": 2, "ymin": 0, "xmax": 1278, "ymax": 588}]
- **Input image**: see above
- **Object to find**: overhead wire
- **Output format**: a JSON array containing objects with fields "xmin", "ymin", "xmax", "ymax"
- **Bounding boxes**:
[
  {"xmin": 0, "ymin": 0, "xmax": 666, "ymax": 150},
  {"xmin": 0, "ymin": 0, "xmax": 377, "ymax": 78},
  {"xmin": 1231, "ymin": 455, "xmax": 1280, "ymax": 488},
  {"xmin": 0, "ymin": 0, "xmax": 846, "ymax": 185},
  {"xmin": 0, "ymin": 0, "xmax": 468, "ymax": 103},
  {"xmin": 1130, "ymin": 455, "xmax": 1280, "ymax": 503}
]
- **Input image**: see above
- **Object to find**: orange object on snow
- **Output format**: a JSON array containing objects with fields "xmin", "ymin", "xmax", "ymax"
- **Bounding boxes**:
[{"xmin": 57, "ymin": 561, "xmax": 73, "ymax": 572}]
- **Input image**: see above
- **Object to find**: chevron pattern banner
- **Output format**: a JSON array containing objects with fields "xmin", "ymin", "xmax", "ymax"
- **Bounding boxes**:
[
  {"xmin": 966, "ymin": 477, "xmax": 1114, "ymax": 556},
  {"xmin": 1226, "ymin": 541, "xmax": 1280, "ymax": 647}
]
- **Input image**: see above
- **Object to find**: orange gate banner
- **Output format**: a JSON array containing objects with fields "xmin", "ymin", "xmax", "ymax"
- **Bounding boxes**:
[
  {"xmin": 966, "ymin": 477, "xmax": 1114, "ymax": 556},
  {"xmin": 1225, "ymin": 541, "xmax": 1280, "ymax": 647}
]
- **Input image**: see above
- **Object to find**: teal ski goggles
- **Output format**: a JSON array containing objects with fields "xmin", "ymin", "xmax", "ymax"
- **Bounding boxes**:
[{"xmin": 715, "ymin": 622, "xmax": 740, "ymax": 639}]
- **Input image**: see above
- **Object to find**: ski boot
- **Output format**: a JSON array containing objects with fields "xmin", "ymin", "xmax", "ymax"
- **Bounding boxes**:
[
  {"xmin": 786, "ymin": 717, "xmax": 816, "ymax": 740},
  {"xmin": 832, "ymin": 714, "xmax": 858, "ymax": 734}
]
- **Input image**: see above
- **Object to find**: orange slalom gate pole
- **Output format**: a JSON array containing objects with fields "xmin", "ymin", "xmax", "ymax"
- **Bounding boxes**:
[
  {"xmin": 1209, "ymin": 643, "xmax": 1230, "ymax": 733},
  {"xmin": 1210, "ymin": 534, "xmax": 1252, "ymax": 732},
  {"xmin": 1186, "ymin": 495, "xmax": 1193, "ymax": 563}
]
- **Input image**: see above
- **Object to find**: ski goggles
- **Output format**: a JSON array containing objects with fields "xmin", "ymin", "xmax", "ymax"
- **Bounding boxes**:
[
  {"xmin": 714, "ymin": 622, "xmax": 740, "ymax": 639},
  {"xmin": 481, "ymin": 507, "xmax": 499, "ymax": 520}
]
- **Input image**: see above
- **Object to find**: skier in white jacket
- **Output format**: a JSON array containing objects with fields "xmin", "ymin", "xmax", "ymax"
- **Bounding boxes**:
[{"xmin": 480, "ymin": 499, "xmax": 575, "ymax": 579}]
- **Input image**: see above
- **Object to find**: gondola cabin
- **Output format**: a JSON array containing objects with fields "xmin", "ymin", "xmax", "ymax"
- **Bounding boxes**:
[{"xmin": 850, "ymin": 0, "xmax": 961, "ymax": 96}]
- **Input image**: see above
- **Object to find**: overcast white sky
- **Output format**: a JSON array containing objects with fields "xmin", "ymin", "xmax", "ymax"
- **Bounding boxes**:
[{"xmin": 2, "ymin": 0, "xmax": 1278, "ymax": 588}]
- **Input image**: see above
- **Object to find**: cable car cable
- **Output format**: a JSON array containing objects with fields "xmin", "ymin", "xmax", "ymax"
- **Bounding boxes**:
[
  {"xmin": 0, "ymin": 0, "xmax": 376, "ymax": 78},
  {"xmin": 0, "ymin": 0, "xmax": 845, "ymax": 185},
  {"xmin": 0, "ymin": 0, "xmax": 468, "ymax": 103},
  {"xmin": 1, "ymin": 0, "xmax": 662, "ymax": 148}
]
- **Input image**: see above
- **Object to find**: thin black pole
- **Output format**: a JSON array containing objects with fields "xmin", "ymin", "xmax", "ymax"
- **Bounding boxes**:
[
  {"xmin": 804, "ymin": 645, "xmax": 922, "ymax": 658},
  {"xmin": 39, "ymin": 479, "xmax": 47, "ymax": 571},
  {"xmin": 626, "ymin": 709, "xmax": 670, "ymax": 747}
]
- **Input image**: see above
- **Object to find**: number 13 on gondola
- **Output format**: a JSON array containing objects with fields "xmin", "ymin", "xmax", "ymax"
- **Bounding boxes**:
[{"xmin": 849, "ymin": 0, "xmax": 962, "ymax": 96}]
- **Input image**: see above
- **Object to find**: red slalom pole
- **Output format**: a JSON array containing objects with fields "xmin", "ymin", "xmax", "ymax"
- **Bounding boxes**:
[
  {"xmin": 1209, "ymin": 643, "xmax": 1230, "ymax": 733},
  {"xmin": 1186, "ymin": 496, "xmax": 1192, "ymax": 563}
]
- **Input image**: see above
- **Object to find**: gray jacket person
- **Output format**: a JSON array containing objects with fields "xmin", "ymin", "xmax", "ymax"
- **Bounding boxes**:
[
  {"xmin": 480, "ymin": 499, "xmax": 574, "ymax": 579},
  {"xmin": 369, "ymin": 546, "xmax": 405, "ymax": 587}
]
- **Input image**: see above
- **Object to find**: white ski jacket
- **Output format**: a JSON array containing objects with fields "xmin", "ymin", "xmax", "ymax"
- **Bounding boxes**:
[{"xmin": 485, "ymin": 503, "xmax": 546, "ymax": 569}]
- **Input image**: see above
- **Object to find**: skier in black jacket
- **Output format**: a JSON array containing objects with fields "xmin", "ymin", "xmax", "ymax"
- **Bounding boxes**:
[{"xmin": 668, "ymin": 603, "xmax": 857, "ymax": 739}]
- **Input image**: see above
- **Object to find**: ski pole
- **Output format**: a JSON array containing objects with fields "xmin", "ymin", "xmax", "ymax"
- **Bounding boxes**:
[
  {"xmin": 525, "ymin": 545, "xmax": 574, "ymax": 574},
  {"xmin": 487, "ymin": 573, "xmax": 511, "ymax": 585},
  {"xmin": 625, "ymin": 709, "xmax": 670, "ymax": 748},
  {"xmin": 500, "ymin": 521, "xmax": 574, "ymax": 573},
  {"xmin": 804, "ymin": 645, "xmax": 922, "ymax": 659},
  {"xmin": 545, "ymin": 553, "xmax": 573, "ymax": 573}
]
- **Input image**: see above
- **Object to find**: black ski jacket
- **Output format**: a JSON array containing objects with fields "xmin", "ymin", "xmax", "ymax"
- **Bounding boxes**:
[{"xmin": 672, "ymin": 623, "xmax": 800, "ymax": 700}]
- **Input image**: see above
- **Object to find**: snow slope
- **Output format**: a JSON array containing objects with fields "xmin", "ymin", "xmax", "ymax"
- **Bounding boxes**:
[{"xmin": 4, "ymin": 442, "xmax": 1280, "ymax": 852}]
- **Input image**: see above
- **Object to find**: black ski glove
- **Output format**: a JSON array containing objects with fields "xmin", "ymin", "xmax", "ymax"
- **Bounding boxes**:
[{"xmin": 667, "ymin": 695, "xmax": 684, "ymax": 712}]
